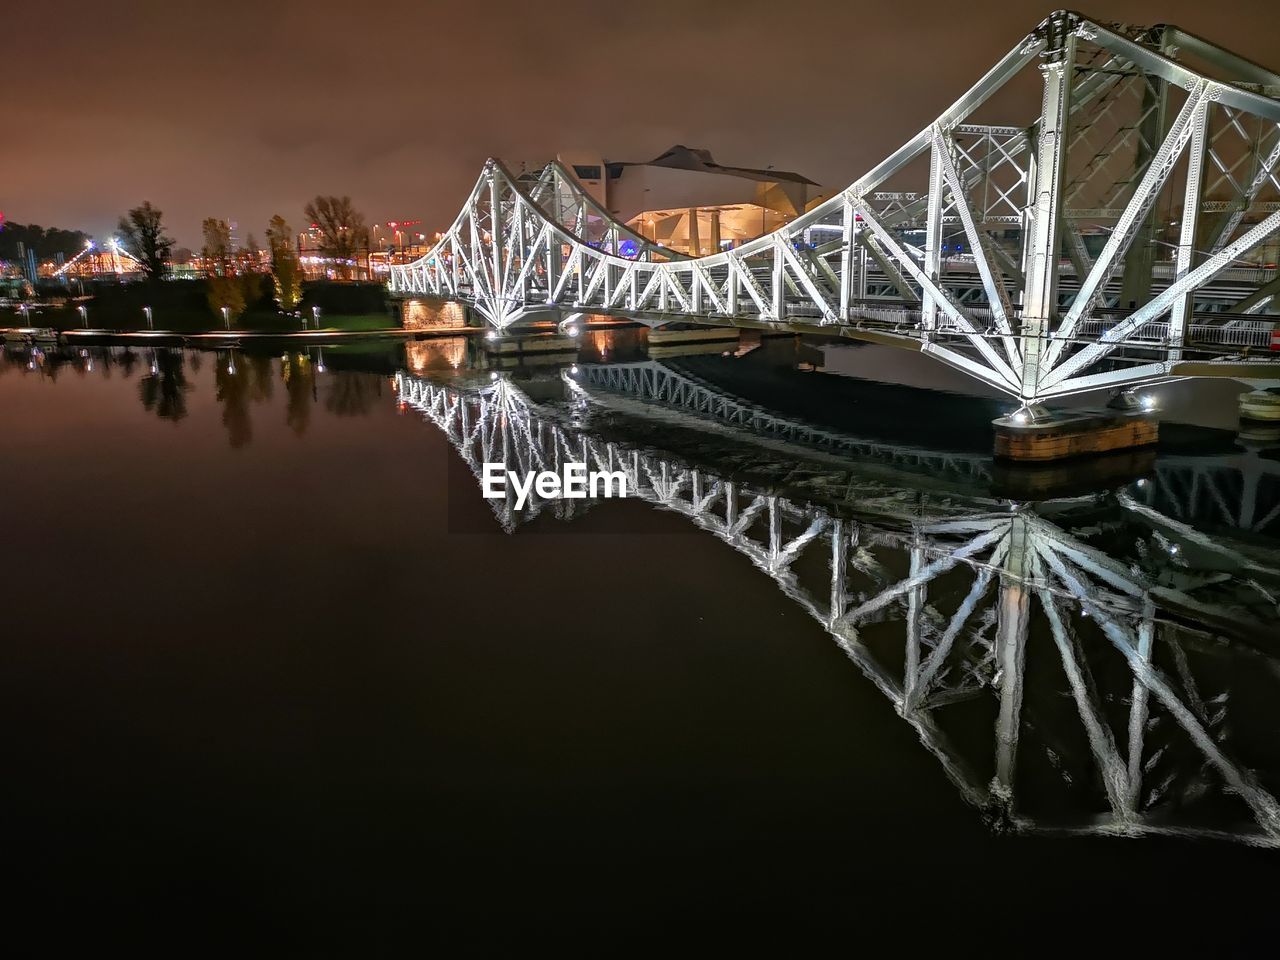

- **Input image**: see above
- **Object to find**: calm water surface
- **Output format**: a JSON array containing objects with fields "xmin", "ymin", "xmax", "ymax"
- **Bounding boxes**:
[{"xmin": 2, "ymin": 332, "xmax": 1278, "ymax": 949}]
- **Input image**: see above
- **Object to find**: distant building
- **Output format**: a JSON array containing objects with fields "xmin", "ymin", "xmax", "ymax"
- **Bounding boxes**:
[{"xmin": 554, "ymin": 145, "xmax": 824, "ymax": 255}]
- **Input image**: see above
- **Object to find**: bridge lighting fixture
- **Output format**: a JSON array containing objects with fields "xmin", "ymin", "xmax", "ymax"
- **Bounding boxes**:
[{"xmin": 1140, "ymin": 395, "xmax": 1157, "ymax": 411}]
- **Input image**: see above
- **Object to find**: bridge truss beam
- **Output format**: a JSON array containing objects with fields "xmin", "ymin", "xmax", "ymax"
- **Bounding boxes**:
[{"xmin": 390, "ymin": 11, "xmax": 1280, "ymax": 405}]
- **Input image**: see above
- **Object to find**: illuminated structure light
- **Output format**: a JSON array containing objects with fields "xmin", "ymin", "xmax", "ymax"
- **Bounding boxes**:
[{"xmin": 388, "ymin": 12, "xmax": 1280, "ymax": 404}]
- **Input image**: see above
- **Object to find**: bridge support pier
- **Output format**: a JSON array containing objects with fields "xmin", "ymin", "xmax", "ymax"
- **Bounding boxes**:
[
  {"xmin": 993, "ymin": 406, "xmax": 1159, "ymax": 462},
  {"xmin": 1239, "ymin": 389, "xmax": 1280, "ymax": 423},
  {"xmin": 482, "ymin": 331, "xmax": 578, "ymax": 358}
]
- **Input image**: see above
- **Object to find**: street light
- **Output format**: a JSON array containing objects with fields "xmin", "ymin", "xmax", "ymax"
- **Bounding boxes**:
[
  {"xmin": 312, "ymin": 305, "xmax": 321, "ymax": 329},
  {"xmin": 143, "ymin": 306, "xmax": 153, "ymax": 330},
  {"xmin": 221, "ymin": 306, "xmax": 230, "ymax": 329},
  {"xmin": 77, "ymin": 305, "xmax": 88, "ymax": 327}
]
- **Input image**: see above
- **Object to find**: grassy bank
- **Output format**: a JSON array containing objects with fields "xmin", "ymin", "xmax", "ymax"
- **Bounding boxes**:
[{"xmin": 12, "ymin": 278, "xmax": 400, "ymax": 333}]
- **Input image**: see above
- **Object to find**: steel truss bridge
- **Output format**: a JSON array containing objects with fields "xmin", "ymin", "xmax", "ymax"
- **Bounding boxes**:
[
  {"xmin": 396, "ymin": 369, "xmax": 1280, "ymax": 843},
  {"xmin": 390, "ymin": 11, "xmax": 1280, "ymax": 408}
]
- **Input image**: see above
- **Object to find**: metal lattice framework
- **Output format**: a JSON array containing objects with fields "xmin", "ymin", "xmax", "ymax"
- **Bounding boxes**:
[
  {"xmin": 391, "ymin": 11, "xmax": 1280, "ymax": 407},
  {"xmin": 396, "ymin": 370, "xmax": 1280, "ymax": 843}
]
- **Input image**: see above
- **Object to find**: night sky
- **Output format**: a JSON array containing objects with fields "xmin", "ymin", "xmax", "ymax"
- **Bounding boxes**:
[{"xmin": 5, "ymin": 0, "xmax": 1278, "ymax": 246}]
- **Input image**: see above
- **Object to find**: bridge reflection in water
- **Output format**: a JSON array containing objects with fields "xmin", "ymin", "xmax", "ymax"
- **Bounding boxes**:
[{"xmin": 396, "ymin": 363, "xmax": 1280, "ymax": 847}]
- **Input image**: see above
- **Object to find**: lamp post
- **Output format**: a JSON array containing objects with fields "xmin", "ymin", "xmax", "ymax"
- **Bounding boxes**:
[
  {"xmin": 77, "ymin": 305, "xmax": 88, "ymax": 327},
  {"xmin": 312, "ymin": 305, "xmax": 321, "ymax": 329},
  {"xmin": 221, "ymin": 306, "xmax": 230, "ymax": 330},
  {"xmin": 143, "ymin": 306, "xmax": 153, "ymax": 330}
]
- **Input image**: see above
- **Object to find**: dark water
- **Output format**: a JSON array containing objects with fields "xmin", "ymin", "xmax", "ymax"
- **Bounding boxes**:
[{"xmin": 3, "ymin": 333, "xmax": 1279, "ymax": 950}]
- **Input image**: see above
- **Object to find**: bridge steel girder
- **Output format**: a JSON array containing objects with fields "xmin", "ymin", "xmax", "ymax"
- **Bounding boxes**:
[{"xmin": 388, "ymin": 12, "xmax": 1280, "ymax": 402}]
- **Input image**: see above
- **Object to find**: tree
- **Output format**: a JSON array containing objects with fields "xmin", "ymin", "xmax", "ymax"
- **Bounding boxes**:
[
  {"xmin": 207, "ymin": 274, "xmax": 246, "ymax": 324},
  {"xmin": 303, "ymin": 195, "xmax": 368, "ymax": 278},
  {"xmin": 117, "ymin": 202, "xmax": 174, "ymax": 280},
  {"xmin": 138, "ymin": 349, "xmax": 192, "ymax": 422},
  {"xmin": 266, "ymin": 214, "xmax": 303, "ymax": 310},
  {"xmin": 0, "ymin": 222, "xmax": 90, "ymax": 262},
  {"xmin": 201, "ymin": 218, "xmax": 232, "ymax": 277}
]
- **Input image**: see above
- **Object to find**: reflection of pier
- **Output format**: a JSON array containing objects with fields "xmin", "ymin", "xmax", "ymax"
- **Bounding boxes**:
[{"xmin": 398, "ymin": 370, "xmax": 1280, "ymax": 846}]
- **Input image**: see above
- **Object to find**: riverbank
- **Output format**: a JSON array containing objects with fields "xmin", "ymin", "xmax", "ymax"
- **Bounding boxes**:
[{"xmin": 21, "ymin": 314, "xmax": 642, "ymax": 346}]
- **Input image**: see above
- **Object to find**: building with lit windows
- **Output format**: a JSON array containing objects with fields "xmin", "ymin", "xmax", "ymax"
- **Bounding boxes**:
[{"xmin": 554, "ymin": 145, "xmax": 826, "ymax": 255}]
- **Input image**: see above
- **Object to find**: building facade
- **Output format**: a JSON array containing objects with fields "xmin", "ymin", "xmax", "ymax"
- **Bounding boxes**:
[{"xmin": 554, "ymin": 146, "xmax": 824, "ymax": 255}]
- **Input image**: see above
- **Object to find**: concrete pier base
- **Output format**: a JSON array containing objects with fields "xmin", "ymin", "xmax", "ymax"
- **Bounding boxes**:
[
  {"xmin": 993, "ymin": 408, "xmax": 1158, "ymax": 462},
  {"xmin": 482, "ymin": 333, "xmax": 577, "ymax": 357},
  {"xmin": 1239, "ymin": 389, "xmax": 1280, "ymax": 422},
  {"xmin": 647, "ymin": 327, "xmax": 740, "ymax": 348},
  {"xmin": 649, "ymin": 340, "xmax": 739, "ymax": 359}
]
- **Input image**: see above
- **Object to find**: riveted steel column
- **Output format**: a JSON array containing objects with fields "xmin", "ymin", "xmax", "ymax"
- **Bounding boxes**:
[
  {"xmin": 545, "ymin": 235, "xmax": 558, "ymax": 305},
  {"xmin": 922, "ymin": 137, "xmax": 946, "ymax": 338},
  {"xmin": 1169, "ymin": 96, "xmax": 1209, "ymax": 358},
  {"xmin": 772, "ymin": 240, "xmax": 785, "ymax": 320},
  {"xmin": 490, "ymin": 168, "xmax": 504, "ymax": 319},
  {"xmin": 839, "ymin": 199, "xmax": 855, "ymax": 321},
  {"xmin": 1020, "ymin": 19, "xmax": 1076, "ymax": 402}
]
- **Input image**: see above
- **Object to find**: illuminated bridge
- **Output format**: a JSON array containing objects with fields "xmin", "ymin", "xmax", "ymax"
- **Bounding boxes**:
[
  {"xmin": 396, "ymin": 369, "xmax": 1280, "ymax": 845},
  {"xmin": 390, "ymin": 11, "xmax": 1280, "ymax": 409}
]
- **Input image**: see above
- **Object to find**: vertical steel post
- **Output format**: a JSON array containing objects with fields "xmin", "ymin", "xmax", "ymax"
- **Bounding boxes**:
[
  {"xmin": 490, "ymin": 168, "xmax": 504, "ymax": 320},
  {"xmin": 1019, "ymin": 19, "xmax": 1076, "ymax": 403},
  {"xmin": 839, "ymin": 198, "xmax": 855, "ymax": 322},
  {"xmin": 545, "ymin": 234, "xmax": 558, "ymax": 304},
  {"xmin": 922, "ymin": 136, "xmax": 946, "ymax": 337},
  {"xmin": 857, "ymin": 242, "xmax": 869, "ymax": 300},
  {"xmin": 772, "ymin": 241, "xmax": 785, "ymax": 320},
  {"xmin": 1169, "ymin": 97, "xmax": 1209, "ymax": 358}
]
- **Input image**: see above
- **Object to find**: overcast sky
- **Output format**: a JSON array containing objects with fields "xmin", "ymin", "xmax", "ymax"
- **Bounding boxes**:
[{"xmin": 5, "ymin": 0, "xmax": 1278, "ymax": 246}]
